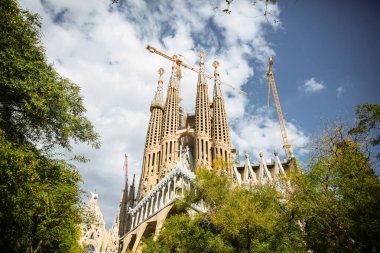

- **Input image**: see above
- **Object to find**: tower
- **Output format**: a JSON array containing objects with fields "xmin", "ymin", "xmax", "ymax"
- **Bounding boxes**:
[
  {"xmin": 80, "ymin": 192, "xmax": 116, "ymax": 252},
  {"xmin": 119, "ymin": 154, "xmax": 129, "ymax": 239},
  {"xmin": 118, "ymin": 155, "xmax": 136, "ymax": 252},
  {"xmin": 159, "ymin": 59, "xmax": 180, "ymax": 177},
  {"xmin": 139, "ymin": 69, "xmax": 165, "ymax": 197},
  {"xmin": 211, "ymin": 61, "xmax": 232, "ymax": 167},
  {"xmin": 118, "ymin": 48, "xmax": 298, "ymax": 253},
  {"xmin": 194, "ymin": 51, "xmax": 212, "ymax": 167}
]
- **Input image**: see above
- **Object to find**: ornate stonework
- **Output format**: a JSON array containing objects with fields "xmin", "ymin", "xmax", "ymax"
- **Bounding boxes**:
[
  {"xmin": 117, "ymin": 52, "xmax": 297, "ymax": 252},
  {"xmin": 137, "ymin": 52, "xmax": 233, "ymax": 199},
  {"xmin": 79, "ymin": 193, "xmax": 118, "ymax": 253}
]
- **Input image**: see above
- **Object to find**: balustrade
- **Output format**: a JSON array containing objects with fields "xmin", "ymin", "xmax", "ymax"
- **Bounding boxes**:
[
  {"xmin": 123, "ymin": 152, "xmax": 292, "ymax": 248},
  {"xmin": 126, "ymin": 165, "xmax": 195, "ymax": 232}
]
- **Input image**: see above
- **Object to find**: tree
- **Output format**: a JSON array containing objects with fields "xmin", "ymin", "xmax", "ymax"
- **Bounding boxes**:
[
  {"xmin": 143, "ymin": 107, "xmax": 380, "ymax": 252},
  {"xmin": 349, "ymin": 103, "xmax": 380, "ymax": 161},
  {"xmin": 290, "ymin": 124, "xmax": 380, "ymax": 252},
  {"xmin": 0, "ymin": 0, "xmax": 99, "ymax": 252},
  {"xmin": 0, "ymin": 132, "xmax": 85, "ymax": 252},
  {"xmin": 143, "ymin": 213, "xmax": 233, "ymax": 253},
  {"xmin": 0, "ymin": 0, "xmax": 99, "ymax": 151},
  {"xmin": 143, "ymin": 168, "xmax": 306, "ymax": 253}
]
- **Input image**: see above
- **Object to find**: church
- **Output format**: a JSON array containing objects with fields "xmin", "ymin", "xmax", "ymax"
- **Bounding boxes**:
[
  {"xmin": 79, "ymin": 50, "xmax": 297, "ymax": 252},
  {"xmin": 112, "ymin": 49, "xmax": 297, "ymax": 252}
]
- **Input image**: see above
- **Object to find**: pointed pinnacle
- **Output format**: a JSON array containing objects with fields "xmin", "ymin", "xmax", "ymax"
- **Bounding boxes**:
[
  {"xmin": 158, "ymin": 68, "xmax": 165, "ymax": 85},
  {"xmin": 199, "ymin": 51, "xmax": 205, "ymax": 66},
  {"xmin": 213, "ymin": 60, "xmax": 220, "ymax": 78}
]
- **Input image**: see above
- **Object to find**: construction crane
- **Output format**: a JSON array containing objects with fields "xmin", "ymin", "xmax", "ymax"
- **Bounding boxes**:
[
  {"xmin": 267, "ymin": 56, "xmax": 294, "ymax": 159},
  {"xmin": 146, "ymin": 45, "xmax": 247, "ymax": 96}
]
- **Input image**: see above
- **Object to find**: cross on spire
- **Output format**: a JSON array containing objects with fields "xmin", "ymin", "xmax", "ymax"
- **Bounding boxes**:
[
  {"xmin": 213, "ymin": 60, "xmax": 220, "ymax": 78},
  {"xmin": 158, "ymin": 68, "xmax": 164, "ymax": 87},
  {"xmin": 199, "ymin": 51, "xmax": 205, "ymax": 66}
]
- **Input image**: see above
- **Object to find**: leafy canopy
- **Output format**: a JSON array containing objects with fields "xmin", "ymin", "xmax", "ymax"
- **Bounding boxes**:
[
  {"xmin": 144, "ymin": 104, "xmax": 380, "ymax": 253},
  {"xmin": 0, "ymin": 130, "xmax": 86, "ymax": 252},
  {"xmin": 0, "ymin": 0, "xmax": 100, "ymax": 252},
  {"xmin": 349, "ymin": 103, "xmax": 380, "ymax": 161},
  {"xmin": 144, "ymin": 168, "xmax": 306, "ymax": 253},
  {"xmin": 289, "ymin": 120, "xmax": 380, "ymax": 252},
  {"xmin": 0, "ymin": 0, "xmax": 100, "ymax": 151}
]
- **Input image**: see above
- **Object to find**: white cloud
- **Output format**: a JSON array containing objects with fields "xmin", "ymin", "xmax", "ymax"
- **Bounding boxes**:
[
  {"xmin": 302, "ymin": 77, "xmax": 325, "ymax": 93},
  {"xmin": 337, "ymin": 86, "xmax": 344, "ymax": 97},
  {"xmin": 18, "ymin": 0, "xmax": 308, "ymax": 226},
  {"xmin": 231, "ymin": 107, "xmax": 309, "ymax": 163}
]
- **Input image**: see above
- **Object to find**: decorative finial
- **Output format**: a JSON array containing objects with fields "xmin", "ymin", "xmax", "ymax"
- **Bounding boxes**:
[
  {"xmin": 245, "ymin": 152, "xmax": 249, "ymax": 159},
  {"xmin": 213, "ymin": 60, "xmax": 220, "ymax": 78},
  {"xmin": 199, "ymin": 51, "xmax": 205, "ymax": 65},
  {"xmin": 172, "ymin": 55, "xmax": 178, "ymax": 69},
  {"xmin": 274, "ymin": 150, "xmax": 278, "ymax": 156},
  {"xmin": 124, "ymin": 154, "xmax": 128, "ymax": 187},
  {"xmin": 259, "ymin": 151, "xmax": 263, "ymax": 157},
  {"xmin": 159, "ymin": 68, "xmax": 165, "ymax": 76},
  {"xmin": 90, "ymin": 191, "xmax": 98, "ymax": 200},
  {"xmin": 158, "ymin": 68, "xmax": 165, "ymax": 85}
]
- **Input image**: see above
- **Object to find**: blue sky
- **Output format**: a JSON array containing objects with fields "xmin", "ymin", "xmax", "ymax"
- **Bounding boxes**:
[
  {"xmin": 261, "ymin": 0, "xmax": 380, "ymax": 133},
  {"xmin": 18, "ymin": 0, "xmax": 380, "ymax": 226}
]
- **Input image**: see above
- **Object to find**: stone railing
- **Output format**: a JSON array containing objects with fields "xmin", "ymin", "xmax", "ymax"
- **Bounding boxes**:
[
  {"xmin": 127, "ymin": 151, "xmax": 290, "ymax": 234},
  {"xmin": 128, "ymin": 163, "xmax": 195, "ymax": 231}
]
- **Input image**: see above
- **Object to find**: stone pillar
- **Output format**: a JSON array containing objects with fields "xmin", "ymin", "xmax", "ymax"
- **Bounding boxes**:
[
  {"xmin": 166, "ymin": 181, "xmax": 172, "ymax": 203},
  {"xmin": 143, "ymin": 202, "xmax": 148, "ymax": 219},
  {"xmin": 155, "ymin": 191, "xmax": 160, "ymax": 211},
  {"xmin": 139, "ymin": 206, "xmax": 144, "ymax": 223},
  {"xmin": 173, "ymin": 176, "xmax": 177, "ymax": 198},
  {"xmin": 160, "ymin": 186, "xmax": 166, "ymax": 206},
  {"xmin": 131, "ymin": 214, "xmax": 135, "ymax": 229},
  {"xmin": 150, "ymin": 196, "xmax": 155, "ymax": 215},
  {"xmin": 135, "ymin": 210, "xmax": 140, "ymax": 226}
]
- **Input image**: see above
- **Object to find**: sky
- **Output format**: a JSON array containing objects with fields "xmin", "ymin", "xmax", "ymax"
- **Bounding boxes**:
[{"xmin": 18, "ymin": 0, "xmax": 380, "ymax": 226}]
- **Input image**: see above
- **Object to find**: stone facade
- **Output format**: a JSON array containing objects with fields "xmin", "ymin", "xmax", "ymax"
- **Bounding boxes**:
[
  {"xmin": 138, "ymin": 53, "xmax": 232, "ymax": 199},
  {"xmin": 79, "ymin": 192, "xmax": 118, "ymax": 253},
  {"xmin": 117, "ymin": 52, "xmax": 297, "ymax": 252}
]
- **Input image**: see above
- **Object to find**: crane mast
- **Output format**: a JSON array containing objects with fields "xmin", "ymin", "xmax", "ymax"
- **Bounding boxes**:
[
  {"xmin": 146, "ymin": 45, "xmax": 247, "ymax": 96},
  {"xmin": 267, "ymin": 56, "xmax": 294, "ymax": 159}
]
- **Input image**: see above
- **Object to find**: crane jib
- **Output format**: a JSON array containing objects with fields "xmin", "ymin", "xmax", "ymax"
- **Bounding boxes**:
[{"xmin": 145, "ymin": 45, "xmax": 246, "ymax": 96}]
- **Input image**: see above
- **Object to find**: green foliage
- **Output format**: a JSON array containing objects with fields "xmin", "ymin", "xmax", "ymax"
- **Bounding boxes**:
[
  {"xmin": 0, "ymin": 130, "xmax": 86, "ymax": 252},
  {"xmin": 0, "ymin": 0, "xmax": 100, "ymax": 151},
  {"xmin": 144, "ymin": 214, "xmax": 233, "ymax": 253},
  {"xmin": 349, "ymin": 103, "xmax": 380, "ymax": 160},
  {"xmin": 0, "ymin": 0, "xmax": 99, "ymax": 252},
  {"xmin": 144, "ymin": 168, "xmax": 306, "ymax": 252},
  {"xmin": 145, "ymin": 108, "xmax": 380, "ymax": 252},
  {"xmin": 291, "ymin": 125, "xmax": 380, "ymax": 252}
]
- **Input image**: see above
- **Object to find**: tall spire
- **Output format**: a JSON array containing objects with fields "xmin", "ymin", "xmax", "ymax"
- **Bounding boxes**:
[
  {"xmin": 139, "ymin": 69, "xmax": 165, "ymax": 198},
  {"xmin": 130, "ymin": 174, "xmax": 136, "ymax": 203},
  {"xmin": 194, "ymin": 50, "xmax": 212, "ymax": 168},
  {"xmin": 119, "ymin": 154, "xmax": 131, "ymax": 240},
  {"xmin": 150, "ymin": 68, "xmax": 164, "ymax": 111},
  {"xmin": 160, "ymin": 59, "xmax": 180, "ymax": 177},
  {"xmin": 211, "ymin": 60, "xmax": 232, "ymax": 168},
  {"xmin": 123, "ymin": 154, "xmax": 128, "ymax": 196}
]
